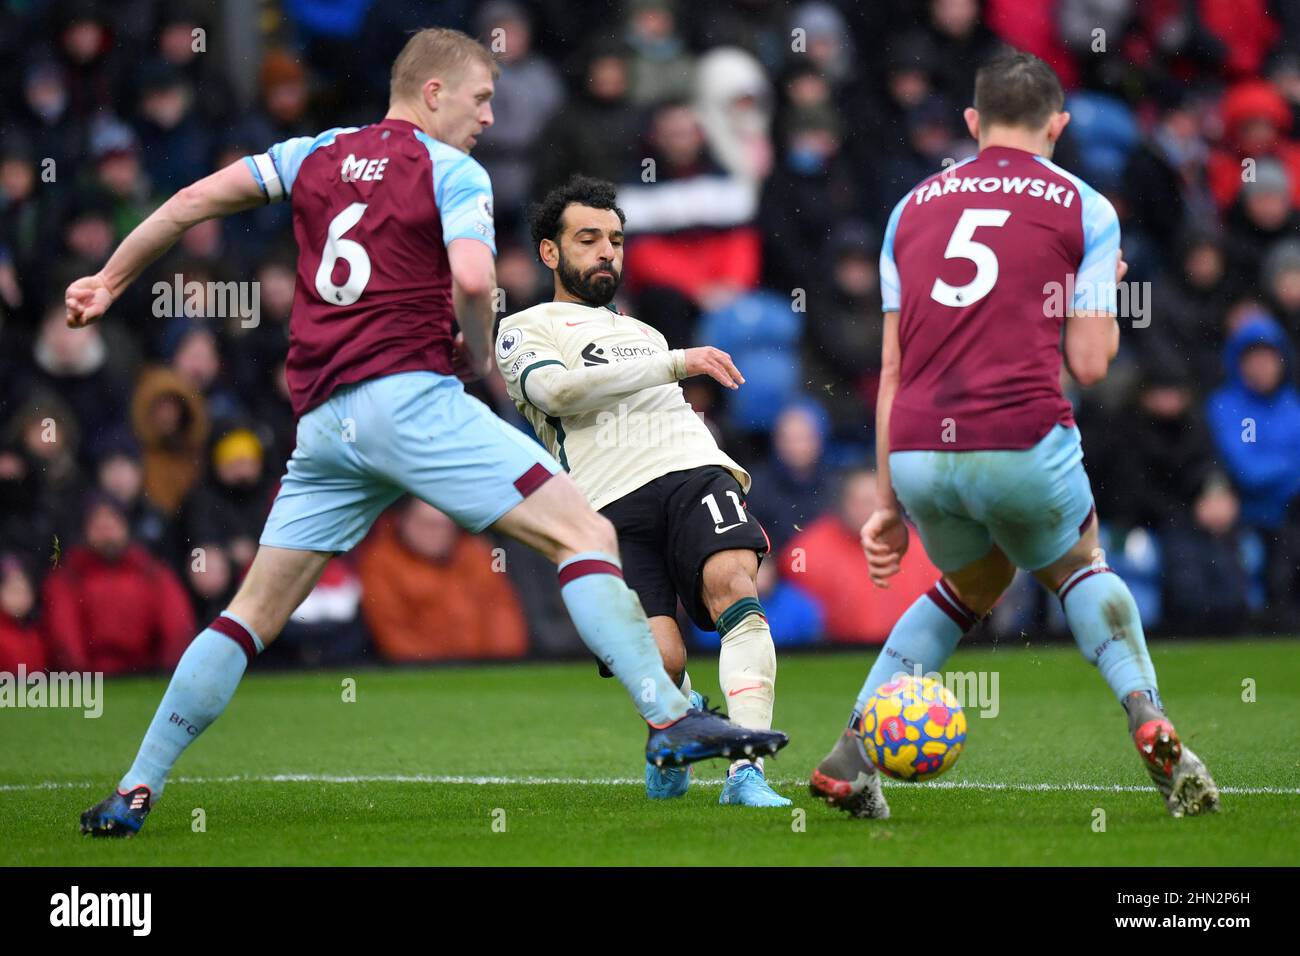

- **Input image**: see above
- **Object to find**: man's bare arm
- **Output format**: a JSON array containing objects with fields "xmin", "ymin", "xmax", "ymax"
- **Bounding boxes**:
[
  {"xmin": 875, "ymin": 310, "xmax": 902, "ymax": 511},
  {"xmin": 1063, "ymin": 310, "xmax": 1120, "ymax": 386},
  {"xmin": 65, "ymin": 160, "xmax": 268, "ymax": 327},
  {"xmin": 1062, "ymin": 252, "xmax": 1126, "ymax": 387},
  {"xmin": 448, "ymin": 238, "xmax": 498, "ymax": 378},
  {"xmin": 860, "ymin": 309, "xmax": 911, "ymax": 587}
]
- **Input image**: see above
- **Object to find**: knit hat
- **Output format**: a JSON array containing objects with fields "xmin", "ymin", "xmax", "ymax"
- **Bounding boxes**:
[
  {"xmin": 1262, "ymin": 238, "xmax": 1300, "ymax": 288},
  {"xmin": 1243, "ymin": 157, "xmax": 1292, "ymax": 198},
  {"xmin": 212, "ymin": 428, "xmax": 263, "ymax": 469}
]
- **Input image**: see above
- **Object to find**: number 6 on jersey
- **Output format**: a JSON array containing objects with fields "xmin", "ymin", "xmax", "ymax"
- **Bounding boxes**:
[{"xmin": 316, "ymin": 202, "xmax": 372, "ymax": 305}]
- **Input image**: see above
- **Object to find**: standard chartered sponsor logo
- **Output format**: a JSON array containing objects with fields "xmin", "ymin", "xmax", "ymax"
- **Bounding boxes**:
[{"xmin": 608, "ymin": 344, "xmax": 656, "ymax": 359}]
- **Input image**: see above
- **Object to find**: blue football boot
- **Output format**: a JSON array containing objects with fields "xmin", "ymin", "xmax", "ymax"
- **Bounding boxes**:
[
  {"xmin": 719, "ymin": 762, "xmax": 793, "ymax": 807},
  {"xmin": 645, "ymin": 692, "xmax": 704, "ymax": 799},
  {"xmin": 646, "ymin": 696, "xmax": 788, "ymax": 768},
  {"xmin": 80, "ymin": 785, "xmax": 153, "ymax": 837}
]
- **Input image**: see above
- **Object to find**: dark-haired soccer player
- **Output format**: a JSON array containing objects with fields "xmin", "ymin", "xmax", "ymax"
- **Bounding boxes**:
[
  {"xmin": 495, "ymin": 176, "xmax": 789, "ymax": 807},
  {"xmin": 70, "ymin": 29, "xmax": 786, "ymax": 837},
  {"xmin": 810, "ymin": 50, "xmax": 1219, "ymax": 819}
]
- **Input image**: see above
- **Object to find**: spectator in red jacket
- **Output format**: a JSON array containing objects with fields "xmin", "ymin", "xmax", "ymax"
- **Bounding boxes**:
[
  {"xmin": 0, "ymin": 554, "xmax": 44, "ymax": 672},
  {"xmin": 42, "ymin": 493, "xmax": 195, "ymax": 673},
  {"xmin": 780, "ymin": 468, "xmax": 939, "ymax": 644},
  {"xmin": 1198, "ymin": 0, "xmax": 1280, "ymax": 80},
  {"xmin": 617, "ymin": 101, "xmax": 762, "ymax": 327},
  {"xmin": 1208, "ymin": 80, "xmax": 1300, "ymax": 211}
]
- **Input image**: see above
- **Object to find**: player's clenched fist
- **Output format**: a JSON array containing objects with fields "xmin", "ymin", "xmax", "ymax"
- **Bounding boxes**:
[
  {"xmin": 683, "ymin": 346, "xmax": 745, "ymax": 389},
  {"xmin": 861, "ymin": 507, "xmax": 909, "ymax": 588},
  {"xmin": 65, "ymin": 273, "xmax": 114, "ymax": 328}
]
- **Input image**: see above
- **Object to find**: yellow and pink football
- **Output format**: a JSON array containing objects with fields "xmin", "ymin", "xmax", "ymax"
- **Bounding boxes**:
[{"xmin": 857, "ymin": 675, "xmax": 966, "ymax": 782}]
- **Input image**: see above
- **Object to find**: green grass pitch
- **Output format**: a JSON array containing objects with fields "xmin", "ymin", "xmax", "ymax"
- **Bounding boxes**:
[{"xmin": 2, "ymin": 639, "xmax": 1297, "ymax": 866}]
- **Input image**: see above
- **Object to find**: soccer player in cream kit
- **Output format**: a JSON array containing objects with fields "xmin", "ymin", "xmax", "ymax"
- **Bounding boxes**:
[
  {"xmin": 497, "ymin": 176, "xmax": 789, "ymax": 807},
  {"xmin": 810, "ymin": 51, "xmax": 1219, "ymax": 820},
  {"xmin": 71, "ymin": 29, "xmax": 785, "ymax": 837}
]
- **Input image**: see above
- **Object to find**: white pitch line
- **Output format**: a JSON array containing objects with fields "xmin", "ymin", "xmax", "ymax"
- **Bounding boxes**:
[{"xmin": 0, "ymin": 774, "xmax": 1296, "ymax": 795}]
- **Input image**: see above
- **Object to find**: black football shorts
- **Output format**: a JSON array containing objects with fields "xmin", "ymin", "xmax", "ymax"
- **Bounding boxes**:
[{"xmin": 600, "ymin": 466, "xmax": 770, "ymax": 631}]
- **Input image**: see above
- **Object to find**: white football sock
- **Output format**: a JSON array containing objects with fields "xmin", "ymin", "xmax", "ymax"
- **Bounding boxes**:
[{"xmin": 719, "ymin": 611, "xmax": 776, "ymax": 733}]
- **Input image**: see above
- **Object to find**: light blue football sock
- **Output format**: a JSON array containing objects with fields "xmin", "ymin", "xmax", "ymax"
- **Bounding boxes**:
[
  {"xmin": 1058, "ymin": 566, "xmax": 1161, "ymax": 708},
  {"xmin": 558, "ymin": 552, "xmax": 689, "ymax": 726},
  {"xmin": 852, "ymin": 580, "xmax": 978, "ymax": 716},
  {"xmin": 119, "ymin": 612, "xmax": 263, "ymax": 798}
]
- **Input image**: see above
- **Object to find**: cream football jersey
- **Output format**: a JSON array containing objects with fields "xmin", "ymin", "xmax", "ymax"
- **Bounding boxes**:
[{"xmin": 496, "ymin": 300, "xmax": 749, "ymax": 511}]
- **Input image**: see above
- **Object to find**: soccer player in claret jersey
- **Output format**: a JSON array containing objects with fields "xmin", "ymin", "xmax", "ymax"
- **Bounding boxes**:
[
  {"xmin": 809, "ymin": 51, "xmax": 1219, "ymax": 820},
  {"xmin": 495, "ymin": 176, "xmax": 789, "ymax": 807},
  {"xmin": 69, "ymin": 28, "xmax": 786, "ymax": 838}
]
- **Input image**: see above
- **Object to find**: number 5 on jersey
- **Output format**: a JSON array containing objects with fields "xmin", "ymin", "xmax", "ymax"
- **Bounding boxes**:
[
  {"xmin": 316, "ymin": 202, "xmax": 372, "ymax": 305},
  {"xmin": 930, "ymin": 208, "xmax": 1011, "ymax": 308}
]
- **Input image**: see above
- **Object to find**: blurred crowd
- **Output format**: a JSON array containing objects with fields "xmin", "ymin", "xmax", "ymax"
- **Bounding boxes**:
[{"xmin": 3, "ymin": 0, "xmax": 1300, "ymax": 674}]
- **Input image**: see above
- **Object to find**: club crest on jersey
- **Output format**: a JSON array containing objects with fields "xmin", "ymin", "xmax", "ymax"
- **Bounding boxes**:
[
  {"xmin": 341, "ymin": 154, "xmax": 389, "ymax": 183},
  {"xmin": 498, "ymin": 328, "xmax": 524, "ymax": 359}
]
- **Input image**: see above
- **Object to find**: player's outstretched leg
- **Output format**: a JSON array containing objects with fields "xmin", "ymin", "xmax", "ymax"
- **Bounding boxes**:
[
  {"xmin": 809, "ymin": 723, "xmax": 891, "ymax": 819},
  {"xmin": 493, "ymin": 474, "xmax": 788, "ymax": 767},
  {"xmin": 1035, "ymin": 521, "xmax": 1219, "ymax": 817},
  {"xmin": 813, "ymin": 548, "xmax": 1013, "ymax": 818},
  {"xmin": 702, "ymin": 550, "xmax": 790, "ymax": 807},
  {"xmin": 81, "ymin": 547, "xmax": 332, "ymax": 836},
  {"xmin": 1123, "ymin": 690, "xmax": 1220, "ymax": 817}
]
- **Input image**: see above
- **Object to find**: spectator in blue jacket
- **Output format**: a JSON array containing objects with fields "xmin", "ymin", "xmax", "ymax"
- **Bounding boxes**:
[
  {"xmin": 746, "ymin": 398, "xmax": 833, "ymax": 552},
  {"xmin": 1207, "ymin": 311, "xmax": 1300, "ymax": 529},
  {"xmin": 1206, "ymin": 311, "xmax": 1300, "ymax": 615}
]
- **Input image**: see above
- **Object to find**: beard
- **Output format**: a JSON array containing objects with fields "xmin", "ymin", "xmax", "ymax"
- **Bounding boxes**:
[{"xmin": 557, "ymin": 252, "xmax": 621, "ymax": 307}]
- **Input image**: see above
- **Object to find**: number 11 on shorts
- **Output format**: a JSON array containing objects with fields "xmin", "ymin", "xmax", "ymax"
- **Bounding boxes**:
[{"xmin": 703, "ymin": 491, "xmax": 747, "ymax": 531}]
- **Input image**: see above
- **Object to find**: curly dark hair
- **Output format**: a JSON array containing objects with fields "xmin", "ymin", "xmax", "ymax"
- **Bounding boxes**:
[{"xmin": 527, "ymin": 174, "xmax": 626, "ymax": 253}]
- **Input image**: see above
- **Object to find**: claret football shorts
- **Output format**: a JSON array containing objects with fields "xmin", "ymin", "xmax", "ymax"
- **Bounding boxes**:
[{"xmin": 600, "ymin": 465, "xmax": 770, "ymax": 631}]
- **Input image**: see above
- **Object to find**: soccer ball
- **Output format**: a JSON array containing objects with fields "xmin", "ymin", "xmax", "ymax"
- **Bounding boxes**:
[{"xmin": 858, "ymin": 675, "xmax": 966, "ymax": 782}]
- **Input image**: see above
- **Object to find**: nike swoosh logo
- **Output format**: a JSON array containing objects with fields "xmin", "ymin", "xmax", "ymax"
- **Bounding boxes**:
[
  {"xmin": 564, "ymin": 320, "xmax": 595, "ymax": 327},
  {"xmin": 714, "ymin": 523, "xmax": 744, "ymax": 534},
  {"xmin": 728, "ymin": 685, "xmax": 763, "ymax": 697}
]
